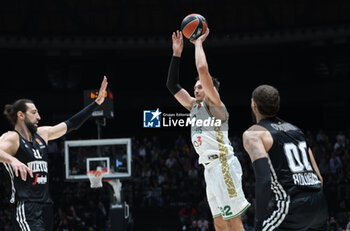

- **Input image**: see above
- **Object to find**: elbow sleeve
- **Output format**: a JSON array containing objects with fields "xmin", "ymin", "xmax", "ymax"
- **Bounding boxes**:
[
  {"xmin": 166, "ymin": 56, "xmax": 182, "ymax": 95},
  {"xmin": 65, "ymin": 101, "xmax": 100, "ymax": 134},
  {"xmin": 252, "ymin": 157, "xmax": 272, "ymax": 225}
]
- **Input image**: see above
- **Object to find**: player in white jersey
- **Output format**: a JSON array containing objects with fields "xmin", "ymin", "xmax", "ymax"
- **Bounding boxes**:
[{"xmin": 166, "ymin": 29, "xmax": 250, "ymax": 231}]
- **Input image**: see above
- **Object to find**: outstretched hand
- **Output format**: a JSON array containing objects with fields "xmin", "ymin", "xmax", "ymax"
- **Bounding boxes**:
[
  {"xmin": 95, "ymin": 76, "xmax": 108, "ymax": 105},
  {"xmin": 172, "ymin": 30, "xmax": 183, "ymax": 57},
  {"xmin": 190, "ymin": 28, "xmax": 210, "ymax": 45}
]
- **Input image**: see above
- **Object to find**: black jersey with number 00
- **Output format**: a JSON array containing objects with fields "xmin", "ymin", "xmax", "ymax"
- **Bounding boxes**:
[
  {"xmin": 258, "ymin": 117, "xmax": 321, "ymax": 196},
  {"xmin": 11, "ymin": 131, "xmax": 52, "ymax": 203}
]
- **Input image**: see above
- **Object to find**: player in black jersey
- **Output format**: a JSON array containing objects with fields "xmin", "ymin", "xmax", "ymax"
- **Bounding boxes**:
[
  {"xmin": 0, "ymin": 76, "xmax": 108, "ymax": 231},
  {"xmin": 242, "ymin": 85, "xmax": 328, "ymax": 231}
]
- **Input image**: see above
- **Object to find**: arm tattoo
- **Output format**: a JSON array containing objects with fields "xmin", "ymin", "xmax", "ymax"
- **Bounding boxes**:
[{"xmin": 244, "ymin": 132, "xmax": 267, "ymax": 162}]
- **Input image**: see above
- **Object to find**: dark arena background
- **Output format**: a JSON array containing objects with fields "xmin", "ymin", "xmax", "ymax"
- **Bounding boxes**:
[{"xmin": 1, "ymin": 1, "xmax": 350, "ymax": 231}]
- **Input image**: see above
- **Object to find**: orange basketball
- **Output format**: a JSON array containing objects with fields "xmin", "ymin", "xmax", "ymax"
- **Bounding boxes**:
[{"xmin": 181, "ymin": 13, "xmax": 208, "ymax": 40}]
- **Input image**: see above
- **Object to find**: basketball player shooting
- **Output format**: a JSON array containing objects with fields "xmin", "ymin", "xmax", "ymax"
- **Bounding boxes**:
[
  {"xmin": 242, "ymin": 85, "xmax": 328, "ymax": 231},
  {"xmin": 0, "ymin": 76, "xmax": 108, "ymax": 231},
  {"xmin": 166, "ymin": 29, "xmax": 250, "ymax": 231}
]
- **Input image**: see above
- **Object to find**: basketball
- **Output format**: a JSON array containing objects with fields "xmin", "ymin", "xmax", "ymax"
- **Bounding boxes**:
[{"xmin": 181, "ymin": 13, "xmax": 208, "ymax": 40}]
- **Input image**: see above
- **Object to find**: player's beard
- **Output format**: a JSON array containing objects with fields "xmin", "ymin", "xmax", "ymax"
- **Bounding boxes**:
[
  {"xmin": 251, "ymin": 109, "xmax": 257, "ymax": 124},
  {"xmin": 24, "ymin": 118, "xmax": 37, "ymax": 134}
]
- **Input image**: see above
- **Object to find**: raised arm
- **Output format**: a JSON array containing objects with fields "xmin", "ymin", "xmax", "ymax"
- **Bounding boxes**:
[
  {"xmin": 37, "ymin": 76, "xmax": 108, "ymax": 142},
  {"xmin": 242, "ymin": 125, "xmax": 272, "ymax": 231},
  {"xmin": 191, "ymin": 29, "xmax": 221, "ymax": 107},
  {"xmin": 166, "ymin": 30, "xmax": 196, "ymax": 111}
]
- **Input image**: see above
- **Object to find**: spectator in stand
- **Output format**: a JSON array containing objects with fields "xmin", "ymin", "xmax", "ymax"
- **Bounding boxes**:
[
  {"xmin": 334, "ymin": 131, "xmax": 346, "ymax": 150},
  {"xmin": 96, "ymin": 201, "xmax": 108, "ymax": 229},
  {"xmin": 329, "ymin": 216, "xmax": 342, "ymax": 231},
  {"xmin": 329, "ymin": 151, "xmax": 342, "ymax": 175},
  {"xmin": 66, "ymin": 205, "xmax": 81, "ymax": 229},
  {"xmin": 188, "ymin": 220, "xmax": 201, "ymax": 231},
  {"xmin": 346, "ymin": 214, "xmax": 350, "ymax": 231},
  {"xmin": 188, "ymin": 165, "xmax": 199, "ymax": 179},
  {"xmin": 318, "ymin": 156, "xmax": 330, "ymax": 177},
  {"xmin": 138, "ymin": 144, "xmax": 147, "ymax": 158},
  {"xmin": 316, "ymin": 130, "xmax": 327, "ymax": 144},
  {"xmin": 179, "ymin": 204, "xmax": 198, "ymax": 230},
  {"xmin": 197, "ymin": 216, "xmax": 209, "ymax": 231},
  {"xmin": 165, "ymin": 151, "xmax": 177, "ymax": 169},
  {"xmin": 175, "ymin": 135, "xmax": 186, "ymax": 148}
]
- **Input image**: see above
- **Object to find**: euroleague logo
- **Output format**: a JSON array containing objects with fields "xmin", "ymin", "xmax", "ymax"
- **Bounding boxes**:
[{"xmin": 35, "ymin": 138, "xmax": 46, "ymax": 149}]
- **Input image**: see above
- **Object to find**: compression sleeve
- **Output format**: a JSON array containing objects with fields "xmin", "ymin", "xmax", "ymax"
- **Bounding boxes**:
[
  {"xmin": 252, "ymin": 157, "xmax": 272, "ymax": 231},
  {"xmin": 65, "ymin": 101, "xmax": 100, "ymax": 134},
  {"xmin": 166, "ymin": 56, "xmax": 182, "ymax": 95}
]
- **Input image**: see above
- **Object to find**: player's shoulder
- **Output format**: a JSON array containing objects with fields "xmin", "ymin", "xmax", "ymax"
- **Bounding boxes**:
[
  {"xmin": 0, "ymin": 131, "xmax": 20, "ymax": 154},
  {"xmin": 243, "ymin": 124, "xmax": 274, "ymax": 149},
  {"xmin": 243, "ymin": 124, "xmax": 269, "ymax": 139},
  {"xmin": 245, "ymin": 124, "xmax": 268, "ymax": 133},
  {"xmin": 0, "ymin": 131, "xmax": 19, "ymax": 142}
]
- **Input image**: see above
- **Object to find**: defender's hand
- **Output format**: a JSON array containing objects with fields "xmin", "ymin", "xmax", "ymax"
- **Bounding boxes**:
[
  {"xmin": 95, "ymin": 76, "xmax": 108, "ymax": 105},
  {"xmin": 172, "ymin": 30, "xmax": 183, "ymax": 57}
]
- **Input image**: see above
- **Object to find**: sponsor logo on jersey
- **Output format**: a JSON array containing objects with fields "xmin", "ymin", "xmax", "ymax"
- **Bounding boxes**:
[
  {"xmin": 33, "ymin": 174, "xmax": 47, "ymax": 185},
  {"xmin": 27, "ymin": 161, "xmax": 48, "ymax": 173}
]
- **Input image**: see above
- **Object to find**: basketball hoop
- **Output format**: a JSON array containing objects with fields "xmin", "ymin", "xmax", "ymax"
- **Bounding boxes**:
[{"xmin": 87, "ymin": 168, "xmax": 108, "ymax": 188}]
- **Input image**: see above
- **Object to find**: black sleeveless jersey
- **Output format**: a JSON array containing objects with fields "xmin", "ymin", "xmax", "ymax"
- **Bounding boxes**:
[
  {"xmin": 258, "ymin": 117, "xmax": 322, "ymax": 196},
  {"xmin": 9, "ymin": 131, "xmax": 52, "ymax": 203}
]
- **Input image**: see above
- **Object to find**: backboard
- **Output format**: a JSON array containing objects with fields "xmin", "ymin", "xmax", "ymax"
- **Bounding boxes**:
[{"xmin": 64, "ymin": 138, "xmax": 131, "ymax": 180}]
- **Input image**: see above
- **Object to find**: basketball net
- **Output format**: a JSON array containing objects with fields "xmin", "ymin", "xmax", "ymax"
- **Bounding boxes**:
[
  {"xmin": 87, "ymin": 168, "xmax": 122, "ymax": 203},
  {"xmin": 87, "ymin": 167, "xmax": 108, "ymax": 188}
]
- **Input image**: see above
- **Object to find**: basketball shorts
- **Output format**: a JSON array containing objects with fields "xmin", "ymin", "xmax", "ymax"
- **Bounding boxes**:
[
  {"xmin": 12, "ymin": 201, "xmax": 53, "ymax": 231},
  {"xmin": 204, "ymin": 154, "xmax": 251, "ymax": 220},
  {"xmin": 262, "ymin": 190, "xmax": 328, "ymax": 231}
]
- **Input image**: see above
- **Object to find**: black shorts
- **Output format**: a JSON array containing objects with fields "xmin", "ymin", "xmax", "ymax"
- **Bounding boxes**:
[
  {"xmin": 263, "ymin": 190, "xmax": 328, "ymax": 231},
  {"xmin": 12, "ymin": 201, "xmax": 53, "ymax": 231}
]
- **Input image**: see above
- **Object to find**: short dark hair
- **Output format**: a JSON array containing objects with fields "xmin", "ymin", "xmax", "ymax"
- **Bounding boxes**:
[
  {"xmin": 3, "ymin": 99, "xmax": 33, "ymax": 126},
  {"xmin": 195, "ymin": 76, "xmax": 220, "ymax": 91},
  {"xmin": 252, "ymin": 85, "xmax": 280, "ymax": 116}
]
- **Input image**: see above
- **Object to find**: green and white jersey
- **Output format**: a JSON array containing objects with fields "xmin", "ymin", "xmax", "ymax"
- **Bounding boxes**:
[{"xmin": 190, "ymin": 100, "xmax": 234, "ymax": 165}]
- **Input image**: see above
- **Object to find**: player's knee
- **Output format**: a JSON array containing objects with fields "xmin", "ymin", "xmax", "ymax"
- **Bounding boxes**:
[
  {"xmin": 226, "ymin": 216, "xmax": 244, "ymax": 231},
  {"xmin": 214, "ymin": 218, "xmax": 226, "ymax": 231}
]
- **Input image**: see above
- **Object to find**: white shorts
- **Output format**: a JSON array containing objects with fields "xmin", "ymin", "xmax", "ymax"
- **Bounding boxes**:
[{"xmin": 204, "ymin": 154, "xmax": 251, "ymax": 220}]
